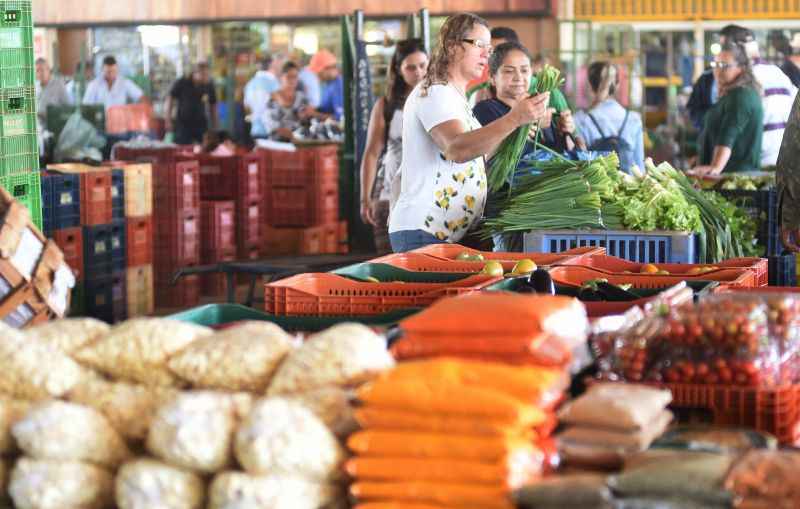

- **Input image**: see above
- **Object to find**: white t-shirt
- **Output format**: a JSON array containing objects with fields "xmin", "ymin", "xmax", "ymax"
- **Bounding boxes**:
[
  {"xmin": 754, "ymin": 62, "xmax": 798, "ymax": 166},
  {"xmin": 83, "ymin": 76, "xmax": 143, "ymax": 110},
  {"xmin": 389, "ymin": 83, "xmax": 488, "ymax": 242}
]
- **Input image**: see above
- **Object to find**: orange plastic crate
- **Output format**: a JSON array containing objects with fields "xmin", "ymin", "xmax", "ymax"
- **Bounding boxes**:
[
  {"xmin": 377, "ymin": 245, "xmax": 606, "ymax": 273},
  {"xmin": 264, "ymin": 273, "xmax": 502, "ymax": 316},
  {"xmin": 549, "ymin": 265, "xmax": 757, "ymax": 289},
  {"xmin": 560, "ymin": 255, "xmax": 768, "ymax": 287}
]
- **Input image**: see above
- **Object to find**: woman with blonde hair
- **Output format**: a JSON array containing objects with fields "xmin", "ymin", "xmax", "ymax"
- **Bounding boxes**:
[
  {"xmin": 575, "ymin": 61, "xmax": 644, "ymax": 173},
  {"xmin": 388, "ymin": 13, "xmax": 551, "ymax": 252}
]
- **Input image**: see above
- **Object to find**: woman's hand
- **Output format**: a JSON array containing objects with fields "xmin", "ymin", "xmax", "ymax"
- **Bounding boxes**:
[
  {"xmin": 687, "ymin": 165, "xmax": 721, "ymax": 177},
  {"xmin": 511, "ymin": 92, "xmax": 551, "ymax": 126},
  {"xmin": 360, "ymin": 199, "xmax": 378, "ymax": 226},
  {"xmin": 274, "ymin": 127, "xmax": 294, "ymax": 141},
  {"xmin": 557, "ymin": 110, "xmax": 576, "ymax": 134}
]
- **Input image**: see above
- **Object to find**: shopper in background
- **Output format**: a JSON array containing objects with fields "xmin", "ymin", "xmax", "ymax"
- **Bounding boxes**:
[
  {"xmin": 467, "ymin": 26, "xmax": 520, "ymax": 105},
  {"xmin": 82, "ymin": 55, "xmax": 144, "ymax": 110},
  {"xmin": 777, "ymin": 94, "xmax": 800, "ymax": 251},
  {"xmin": 690, "ymin": 41, "xmax": 763, "ymax": 176},
  {"xmin": 34, "ymin": 58, "xmax": 70, "ymax": 126},
  {"xmin": 360, "ymin": 39, "xmax": 429, "ymax": 254},
  {"xmin": 244, "ymin": 55, "xmax": 281, "ymax": 139},
  {"xmin": 66, "ymin": 60, "xmax": 93, "ymax": 105},
  {"xmin": 296, "ymin": 51, "xmax": 322, "ymax": 108},
  {"xmin": 575, "ymin": 61, "xmax": 644, "ymax": 173},
  {"xmin": 164, "ymin": 62, "xmax": 217, "ymax": 145},
  {"xmin": 310, "ymin": 49, "xmax": 344, "ymax": 122},
  {"xmin": 262, "ymin": 61, "xmax": 322, "ymax": 141},
  {"xmin": 388, "ymin": 13, "xmax": 550, "ymax": 252}
]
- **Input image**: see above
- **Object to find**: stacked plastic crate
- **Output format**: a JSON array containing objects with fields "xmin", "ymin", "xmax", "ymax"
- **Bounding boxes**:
[
  {"xmin": 46, "ymin": 163, "xmax": 125, "ymax": 322},
  {"xmin": 101, "ymin": 162, "xmax": 153, "ymax": 318},
  {"xmin": 41, "ymin": 171, "xmax": 81, "ymax": 310},
  {"xmin": 259, "ymin": 145, "xmax": 348, "ymax": 256},
  {"xmin": 114, "ymin": 146, "xmax": 201, "ymax": 309},
  {"xmin": 199, "ymin": 200, "xmax": 236, "ymax": 296},
  {"xmin": 0, "ymin": 1, "xmax": 42, "ymax": 232}
]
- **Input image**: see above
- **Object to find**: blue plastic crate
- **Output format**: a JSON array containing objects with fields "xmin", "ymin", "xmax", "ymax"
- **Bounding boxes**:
[
  {"xmin": 84, "ymin": 271, "xmax": 127, "ymax": 323},
  {"xmin": 83, "ymin": 220, "xmax": 126, "ymax": 276},
  {"xmin": 111, "ymin": 168, "xmax": 124, "ymax": 219},
  {"xmin": 523, "ymin": 229, "xmax": 697, "ymax": 264},
  {"xmin": 40, "ymin": 172, "xmax": 80, "ymax": 233}
]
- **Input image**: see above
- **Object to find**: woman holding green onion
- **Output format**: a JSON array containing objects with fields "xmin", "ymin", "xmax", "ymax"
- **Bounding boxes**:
[{"xmin": 387, "ymin": 13, "xmax": 551, "ymax": 253}]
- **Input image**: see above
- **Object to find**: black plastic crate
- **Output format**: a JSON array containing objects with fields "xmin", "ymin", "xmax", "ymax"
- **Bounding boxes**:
[
  {"xmin": 768, "ymin": 254, "xmax": 797, "ymax": 287},
  {"xmin": 111, "ymin": 168, "xmax": 124, "ymax": 219},
  {"xmin": 84, "ymin": 272, "xmax": 127, "ymax": 323},
  {"xmin": 40, "ymin": 172, "xmax": 80, "ymax": 234},
  {"xmin": 718, "ymin": 189, "xmax": 779, "ymax": 256},
  {"xmin": 83, "ymin": 221, "xmax": 126, "ymax": 275}
]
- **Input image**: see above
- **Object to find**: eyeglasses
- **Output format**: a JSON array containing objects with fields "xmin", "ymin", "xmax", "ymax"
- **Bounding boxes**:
[
  {"xmin": 710, "ymin": 61, "xmax": 738, "ymax": 70},
  {"xmin": 461, "ymin": 38, "xmax": 493, "ymax": 54}
]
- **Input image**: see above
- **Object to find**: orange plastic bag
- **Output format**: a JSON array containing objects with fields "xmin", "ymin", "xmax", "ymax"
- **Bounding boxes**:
[
  {"xmin": 357, "ymin": 379, "xmax": 544, "ymax": 422},
  {"xmin": 399, "ymin": 293, "xmax": 581, "ymax": 336},
  {"xmin": 354, "ymin": 408, "xmax": 541, "ymax": 437},
  {"xmin": 350, "ymin": 481, "xmax": 514, "ymax": 509},
  {"xmin": 378, "ymin": 359, "xmax": 568, "ymax": 406},
  {"xmin": 391, "ymin": 331, "xmax": 548, "ymax": 356},
  {"xmin": 345, "ymin": 452, "xmax": 544, "ymax": 488},
  {"xmin": 347, "ymin": 430, "xmax": 534, "ymax": 462}
]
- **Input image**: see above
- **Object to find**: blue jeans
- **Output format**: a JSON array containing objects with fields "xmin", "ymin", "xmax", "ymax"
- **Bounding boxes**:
[{"xmin": 389, "ymin": 230, "xmax": 446, "ymax": 253}]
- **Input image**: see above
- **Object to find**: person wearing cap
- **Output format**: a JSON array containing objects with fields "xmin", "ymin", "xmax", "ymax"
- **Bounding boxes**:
[
  {"xmin": 309, "ymin": 49, "xmax": 344, "ymax": 122},
  {"xmin": 244, "ymin": 54, "xmax": 281, "ymax": 139},
  {"xmin": 83, "ymin": 55, "xmax": 145, "ymax": 110},
  {"xmin": 165, "ymin": 62, "xmax": 218, "ymax": 145}
]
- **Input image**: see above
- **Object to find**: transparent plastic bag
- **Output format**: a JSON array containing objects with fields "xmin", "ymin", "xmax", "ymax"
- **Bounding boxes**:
[
  {"xmin": 9, "ymin": 458, "xmax": 114, "ymax": 509},
  {"xmin": 54, "ymin": 111, "xmax": 106, "ymax": 163},
  {"xmin": 208, "ymin": 472, "xmax": 340, "ymax": 509},
  {"xmin": 724, "ymin": 450, "xmax": 800, "ymax": 507},
  {"xmin": 115, "ymin": 459, "xmax": 204, "ymax": 509},
  {"xmin": 26, "ymin": 318, "xmax": 110, "ymax": 354}
]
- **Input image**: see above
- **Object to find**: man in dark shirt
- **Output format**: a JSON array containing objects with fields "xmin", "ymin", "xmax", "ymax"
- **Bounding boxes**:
[{"xmin": 165, "ymin": 62, "xmax": 218, "ymax": 144}]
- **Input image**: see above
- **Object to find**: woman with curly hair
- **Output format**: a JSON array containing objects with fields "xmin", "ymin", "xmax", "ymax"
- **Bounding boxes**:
[{"xmin": 387, "ymin": 13, "xmax": 551, "ymax": 253}]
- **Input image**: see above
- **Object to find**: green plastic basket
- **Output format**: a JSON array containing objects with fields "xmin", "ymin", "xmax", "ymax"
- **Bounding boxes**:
[
  {"xmin": 167, "ymin": 303, "xmax": 420, "ymax": 332},
  {"xmin": 332, "ymin": 262, "xmax": 476, "ymax": 283},
  {"xmin": 0, "ymin": 86, "xmax": 37, "ymax": 175},
  {"xmin": 0, "ymin": 171, "xmax": 40, "ymax": 230},
  {"xmin": 0, "ymin": 1, "xmax": 33, "ymax": 91}
]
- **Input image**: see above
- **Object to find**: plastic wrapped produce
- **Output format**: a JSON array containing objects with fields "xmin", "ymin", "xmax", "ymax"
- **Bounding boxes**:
[
  {"xmin": 167, "ymin": 322, "xmax": 294, "ymax": 392},
  {"xmin": 67, "ymin": 371, "xmax": 178, "ymax": 441},
  {"xmin": 514, "ymin": 474, "xmax": 613, "ymax": 509},
  {"xmin": 267, "ymin": 323, "xmax": 394, "ymax": 396},
  {"xmin": 115, "ymin": 459, "xmax": 204, "ymax": 509},
  {"xmin": 208, "ymin": 472, "xmax": 340, "ymax": 509},
  {"xmin": 558, "ymin": 410, "xmax": 673, "ymax": 451},
  {"xmin": 12, "ymin": 400, "xmax": 130, "ymax": 468},
  {"xmin": 26, "ymin": 318, "xmax": 110, "ymax": 354},
  {"xmin": 0, "ymin": 327, "xmax": 84, "ymax": 400},
  {"xmin": 9, "ymin": 458, "xmax": 114, "ymax": 509},
  {"xmin": 146, "ymin": 391, "xmax": 237, "ymax": 473},
  {"xmin": 235, "ymin": 397, "xmax": 345, "ymax": 481},
  {"xmin": 557, "ymin": 383, "xmax": 672, "ymax": 431},
  {"xmin": 724, "ymin": 450, "xmax": 800, "ymax": 508},
  {"xmin": 74, "ymin": 318, "xmax": 213, "ymax": 387},
  {"xmin": 290, "ymin": 387, "xmax": 358, "ymax": 438},
  {"xmin": 0, "ymin": 398, "xmax": 31, "ymax": 454}
]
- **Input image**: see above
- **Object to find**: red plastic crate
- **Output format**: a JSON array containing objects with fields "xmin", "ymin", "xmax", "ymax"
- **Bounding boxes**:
[
  {"xmin": 155, "ymin": 275, "xmax": 200, "ymax": 309},
  {"xmin": 126, "ymin": 216, "xmax": 153, "ymax": 267},
  {"xmin": 237, "ymin": 200, "xmax": 262, "ymax": 252},
  {"xmin": 201, "ymin": 254, "xmax": 236, "ymax": 296},
  {"xmin": 559, "ymin": 255, "xmax": 769, "ymax": 287},
  {"xmin": 260, "ymin": 145, "xmax": 339, "ymax": 188},
  {"xmin": 196, "ymin": 153, "xmax": 263, "ymax": 201},
  {"xmin": 154, "ymin": 210, "xmax": 200, "ymax": 267},
  {"xmin": 264, "ymin": 273, "xmax": 503, "ymax": 316},
  {"xmin": 152, "ymin": 160, "xmax": 200, "ymax": 213},
  {"xmin": 660, "ymin": 383, "xmax": 800, "ymax": 445},
  {"xmin": 266, "ymin": 185, "xmax": 338, "ymax": 227},
  {"xmin": 548, "ymin": 265, "xmax": 757, "ymax": 289},
  {"xmin": 106, "ymin": 103, "xmax": 154, "ymax": 134},
  {"xmin": 201, "ymin": 200, "xmax": 236, "ymax": 260},
  {"xmin": 53, "ymin": 227, "xmax": 83, "ymax": 280},
  {"xmin": 376, "ymin": 246, "xmax": 607, "ymax": 273},
  {"xmin": 71, "ymin": 170, "xmax": 113, "ymax": 226},
  {"xmin": 114, "ymin": 146, "xmax": 188, "ymax": 164}
]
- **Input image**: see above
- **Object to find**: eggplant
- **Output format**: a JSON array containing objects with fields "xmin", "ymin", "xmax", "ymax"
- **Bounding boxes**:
[
  {"xmin": 596, "ymin": 281, "xmax": 639, "ymax": 301},
  {"xmin": 526, "ymin": 269, "xmax": 556, "ymax": 295}
]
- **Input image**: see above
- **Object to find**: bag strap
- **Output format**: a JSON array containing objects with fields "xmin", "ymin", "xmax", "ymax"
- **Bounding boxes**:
[
  {"xmin": 617, "ymin": 110, "xmax": 630, "ymax": 137},
  {"xmin": 587, "ymin": 112, "xmax": 607, "ymax": 138}
]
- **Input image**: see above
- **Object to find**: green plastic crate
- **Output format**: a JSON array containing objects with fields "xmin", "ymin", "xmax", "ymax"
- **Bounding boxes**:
[
  {"xmin": 168, "ymin": 303, "xmax": 420, "ymax": 332},
  {"xmin": 0, "ymin": 171, "xmax": 41, "ymax": 230},
  {"xmin": 69, "ymin": 281, "xmax": 85, "ymax": 317},
  {"xmin": 333, "ymin": 263, "xmax": 475, "ymax": 283},
  {"xmin": 0, "ymin": 86, "xmax": 37, "ymax": 175},
  {"xmin": 0, "ymin": 1, "xmax": 33, "ymax": 90},
  {"xmin": 46, "ymin": 104, "xmax": 105, "ymax": 139}
]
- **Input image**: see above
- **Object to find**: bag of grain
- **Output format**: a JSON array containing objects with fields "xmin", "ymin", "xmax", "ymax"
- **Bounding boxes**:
[
  {"xmin": 167, "ymin": 321, "xmax": 294, "ymax": 392},
  {"xmin": 26, "ymin": 318, "xmax": 110, "ymax": 354},
  {"xmin": 12, "ymin": 400, "xmax": 130, "ymax": 468},
  {"xmin": 209, "ymin": 472, "xmax": 340, "ymax": 509},
  {"xmin": 267, "ymin": 323, "xmax": 394, "ymax": 396},
  {"xmin": 74, "ymin": 318, "xmax": 213, "ymax": 387},
  {"xmin": 235, "ymin": 397, "xmax": 345, "ymax": 481},
  {"xmin": 290, "ymin": 387, "xmax": 358, "ymax": 438},
  {"xmin": 9, "ymin": 457, "xmax": 114, "ymax": 509},
  {"xmin": 115, "ymin": 459, "xmax": 204, "ymax": 509},
  {"xmin": 0, "ymin": 398, "xmax": 31, "ymax": 454}
]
